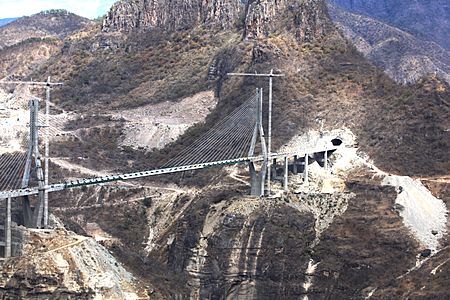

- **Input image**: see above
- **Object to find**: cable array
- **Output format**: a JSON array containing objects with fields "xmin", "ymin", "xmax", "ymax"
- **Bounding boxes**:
[
  {"xmin": 163, "ymin": 92, "xmax": 258, "ymax": 168},
  {"xmin": 0, "ymin": 152, "xmax": 27, "ymax": 191},
  {"xmin": 0, "ymin": 91, "xmax": 260, "ymax": 193}
]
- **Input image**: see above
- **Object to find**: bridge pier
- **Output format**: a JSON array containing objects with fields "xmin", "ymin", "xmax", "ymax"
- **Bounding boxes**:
[
  {"xmin": 283, "ymin": 157, "xmax": 288, "ymax": 192},
  {"xmin": 22, "ymin": 197, "xmax": 33, "ymax": 228},
  {"xmin": 304, "ymin": 154, "xmax": 309, "ymax": 185},
  {"xmin": 31, "ymin": 99, "xmax": 45, "ymax": 229},
  {"xmin": 271, "ymin": 158, "xmax": 277, "ymax": 180},
  {"xmin": 4, "ymin": 197, "xmax": 11, "ymax": 258},
  {"xmin": 249, "ymin": 162, "xmax": 266, "ymax": 197},
  {"xmin": 293, "ymin": 155, "xmax": 298, "ymax": 175}
]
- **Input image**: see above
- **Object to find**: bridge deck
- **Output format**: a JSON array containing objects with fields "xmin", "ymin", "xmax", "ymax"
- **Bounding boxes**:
[{"xmin": 0, "ymin": 147, "xmax": 338, "ymax": 200}]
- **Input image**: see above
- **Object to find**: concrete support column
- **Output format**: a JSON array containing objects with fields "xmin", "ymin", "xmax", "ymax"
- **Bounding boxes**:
[
  {"xmin": 22, "ymin": 197, "xmax": 32, "ymax": 228},
  {"xmin": 5, "ymin": 197, "xmax": 11, "ymax": 258},
  {"xmin": 249, "ymin": 162, "xmax": 265, "ymax": 197},
  {"xmin": 271, "ymin": 158, "xmax": 277, "ymax": 179},
  {"xmin": 293, "ymin": 155, "xmax": 298, "ymax": 175},
  {"xmin": 283, "ymin": 157, "xmax": 288, "ymax": 192},
  {"xmin": 324, "ymin": 151, "xmax": 328, "ymax": 170},
  {"xmin": 304, "ymin": 154, "xmax": 309, "ymax": 185}
]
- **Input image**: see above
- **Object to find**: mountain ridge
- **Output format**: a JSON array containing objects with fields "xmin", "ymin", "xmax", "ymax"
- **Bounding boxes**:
[
  {"xmin": 0, "ymin": 10, "xmax": 94, "ymax": 79},
  {"xmin": 32, "ymin": 0, "xmax": 449, "ymax": 178},
  {"xmin": 328, "ymin": 3, "xmax": 450, "ymax": 85},
  {"xmin": 0, "ymin": 10, "xmax": 93, "ymax": 50},
  {"xmin": 329, "ymin": 0, "xmax": 450, "ymax": 50}
]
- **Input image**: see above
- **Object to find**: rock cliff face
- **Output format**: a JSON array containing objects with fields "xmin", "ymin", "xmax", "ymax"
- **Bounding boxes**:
[
  {"xmin": 329, "ymin": 0, "xmax": 450, "ymax": 50},
  {"xmin": 0, "ymin": 227, "xmax": 149, "ymax": 299},
  {"xmin": 244, "ymin": 0, "xmax": 332, "ymax": 41},
  {"xmin": 102, "ymin": 0, "xmax": 333, "ymax": 40},
  {"xmin": 52, "ymin": 132, "xmax": 449, "ymax": 299},
  {"xmin": 102, "ymin": 0, "xmax": 244, "ymax": 32}
]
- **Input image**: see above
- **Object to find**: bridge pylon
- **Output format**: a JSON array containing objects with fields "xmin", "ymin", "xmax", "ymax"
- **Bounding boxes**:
[
  {"xmin": 15, "ymin": 99, "xmax": 46, "ymax": 229},
  {"xmin": 248, "ymin": 88, "xmax": 267, "ymax": 197}
]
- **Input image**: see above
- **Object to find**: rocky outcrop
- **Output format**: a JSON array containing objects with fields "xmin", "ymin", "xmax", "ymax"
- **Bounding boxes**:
[
  {"xmin": 102, "ymin": 0, "xmax": 333, "ymax": 41},
  {"xmin": 243, "ymin": 0, "xmax": 333, "ymax": 41},
  {"xmin": 290, "ymin": 0, "xmax": 333, "ymax": 42},
  {"xmin": 102, "ymin": 0, "xmax": 244, "ymax": 32},
  {"xmin": 0, "ymin": 227, "xmax": 148, "ymax": 299},
  {"xmin": 242, "ymin": 0, "xmax": 280, "ymax": 39},
  {"xmin": 153, "ymin": 193, "xmax": 317, "ymax": 299}
]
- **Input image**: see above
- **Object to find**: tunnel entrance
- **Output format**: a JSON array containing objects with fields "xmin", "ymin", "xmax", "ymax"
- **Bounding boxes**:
[{"xmin": 331, "ymin": 138, "xmax": 343, "ymax": 146}]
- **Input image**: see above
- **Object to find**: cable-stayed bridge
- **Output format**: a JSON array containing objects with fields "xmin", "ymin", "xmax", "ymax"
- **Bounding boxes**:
[
  {"xmin": 0, "ymin": 74, "xmax": 340, "ymax": 257},
  {"xmin": 0, "ymin": 88, "xmax": 337, "ymax": 199}
]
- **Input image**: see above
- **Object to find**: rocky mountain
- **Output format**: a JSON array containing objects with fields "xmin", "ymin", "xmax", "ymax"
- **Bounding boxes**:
[
  {"xmin": 0, "ymin": 10, "xmax": 93, "ymax": 79},
  {"xmin": 0, "ymin": 10, "xmax": 93, "ymax": 50},
  {"xmin": 1, "ymin": 0, "xmax": 449, "ymax": 299},
  {"xmin": 328, "ymin": 4, "xmax": 450, "ymax": 84},
  {"xmin": 0, "ymin": 18, "xmax": 17, "ymax": 27},
  {"xmin": 329, "ymin": 0, "xmax": 450, "ymax": 50}
]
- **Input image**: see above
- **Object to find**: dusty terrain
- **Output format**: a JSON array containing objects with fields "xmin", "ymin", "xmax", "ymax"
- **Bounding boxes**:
[
  {"xmin": 0, "ymin": 88, "xmax": 217, "ymax": 183},
  {"xmin": 0, "ymin": 87, "xmax": 34, "ymax": 154},
  {"xmin": 119, "ymin": 90, "xmax": 217, "ymax": 150}
]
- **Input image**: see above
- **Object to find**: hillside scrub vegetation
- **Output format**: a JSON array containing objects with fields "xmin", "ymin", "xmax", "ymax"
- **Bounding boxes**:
[{"xmin": 39, "ymin": 25, "xmax": 449, "ymax": 182}]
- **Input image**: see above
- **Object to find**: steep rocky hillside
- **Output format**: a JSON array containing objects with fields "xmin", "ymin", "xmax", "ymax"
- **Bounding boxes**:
[
  {"xmin": 1, "ymin": 0, "xmax": 449, "ymax": 299},
  {"xmin": 329, "ymin": 0, "xmax": 450, "ymax": 50},
  {"xmin": 0, "ymin": 225, "xmax": 151, "ymax": 298},
  {"xmin": 328, "ymin": 4, "xmax": 450, "ymax": 85},
  {"xmin": 0, "ymin": 37, "xmax": 61, "ymax": 78},
  {"xmin": 50, "ymin": 132, "xmax": 449, "ymax": 299}
]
